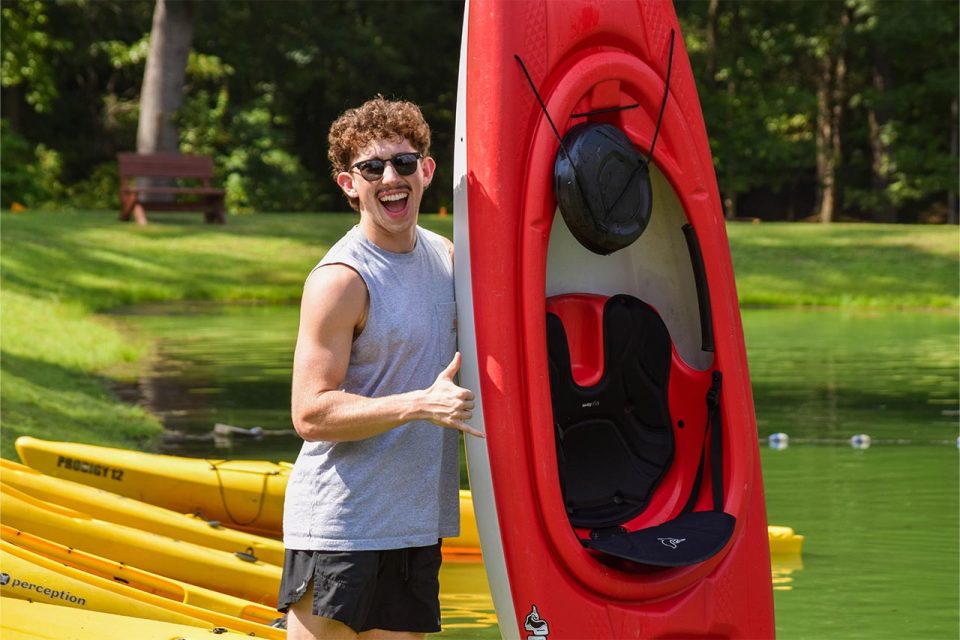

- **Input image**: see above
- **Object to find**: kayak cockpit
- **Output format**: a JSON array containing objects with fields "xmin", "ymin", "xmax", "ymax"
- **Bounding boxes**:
[{"xmin": 546, "ymin": 293, "xmax": 734, "ymax": 567}]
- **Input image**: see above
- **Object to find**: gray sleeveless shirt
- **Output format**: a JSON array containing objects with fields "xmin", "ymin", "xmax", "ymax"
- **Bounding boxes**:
[{"xmin": 283, "ymin": 225, "xmax": 460, "ymax": 551}]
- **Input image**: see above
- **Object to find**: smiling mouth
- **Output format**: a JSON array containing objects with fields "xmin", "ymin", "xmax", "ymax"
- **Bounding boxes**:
[{"xmin": 379, "ymin": 192, "xmax": 409, "ymax": 214}]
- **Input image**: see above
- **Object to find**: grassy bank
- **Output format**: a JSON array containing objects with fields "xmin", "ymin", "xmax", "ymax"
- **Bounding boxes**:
[{"xmin": 1, "ymin": 210, "xmax": 956, "ymax": 458}]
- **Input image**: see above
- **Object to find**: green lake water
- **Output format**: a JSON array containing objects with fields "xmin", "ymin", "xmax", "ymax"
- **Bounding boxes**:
[{"xmin": 115, "ymin": 305, "xmax": 959, "ymax": 639}]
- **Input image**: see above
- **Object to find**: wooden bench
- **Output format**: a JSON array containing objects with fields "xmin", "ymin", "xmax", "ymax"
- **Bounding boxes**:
[{"xmin": 117, "ymin": 153, "xmax": 226, "ymax": 224}]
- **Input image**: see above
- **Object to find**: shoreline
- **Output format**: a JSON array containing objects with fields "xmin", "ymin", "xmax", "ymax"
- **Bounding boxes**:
[{"xmin": 2, "ymin": 211, "xmax": 956, "ymax": 458}]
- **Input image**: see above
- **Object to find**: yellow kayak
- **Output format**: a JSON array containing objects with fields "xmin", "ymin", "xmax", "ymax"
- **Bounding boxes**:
[
  {"xmin": 13, "ymin": 436, "xmax": 481, "ymax": 551},
  {"xmin": 0, "ymin": 539, "xmax": 282, "ymax": 638},
  {"xmin": 0, "ymin": 598, "xmax": 258, "ymax": 640},
  {"xmin": 0, "ymin": 459, "xmax": 284, "ymax": 565},
  {"xmin": 15, "ymin": 436, "xmax": 289, "ymax": 538},
  {"xmin": 768, "ymin": 524, "xmax": 805, "ymax": 556},
  {"xmin": 1, "ymin": 525, "xmax": 281, "ymax": 628},
  {"xmin": 14, "ymin": 436, "xmax": 799, "ymax": 556},
  {"xmin": 0, "ymin": 483, "xmax": 280, "ymax": 605}
]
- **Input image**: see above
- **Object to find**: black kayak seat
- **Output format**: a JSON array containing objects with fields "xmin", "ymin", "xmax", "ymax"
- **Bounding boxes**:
[
  {"xmin": 546, "ymin": 293, "xmax": 735, "ymax": 567},
  {"xmin": 547, "ymin": 294, "xmax": 674, "ymax": 529}
]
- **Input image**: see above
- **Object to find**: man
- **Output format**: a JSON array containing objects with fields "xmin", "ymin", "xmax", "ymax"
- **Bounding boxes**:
[{"xmin": 279, "ymin": 96, "xmax": 482, "ymax": 640}]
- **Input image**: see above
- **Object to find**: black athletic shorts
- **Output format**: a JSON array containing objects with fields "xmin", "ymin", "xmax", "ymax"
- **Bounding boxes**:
[{"xmin": 277, "ymin": 542, "xmax": 442, "ymax": 634}]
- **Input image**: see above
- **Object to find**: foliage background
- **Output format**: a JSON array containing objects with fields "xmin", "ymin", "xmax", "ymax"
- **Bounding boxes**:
[{"xmin": 1, "ymin": 0, "xmax": 957, "ymax": 222}]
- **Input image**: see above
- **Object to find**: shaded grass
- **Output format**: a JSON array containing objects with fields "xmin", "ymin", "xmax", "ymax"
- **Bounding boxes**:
[
  {"xmin": 1, "ymin": 210, "xmax": 354, "ymax": 311},
  {"xmin": 1, "ymin": 210, "xmax": 347, "ymax": 457},
  {"xmin": 0, "ymin": 210, "xmax": 955, "ymax": 458},
  {"xmin": 0, "ymin": 289, "xmax": 161, "ymax": 457}
]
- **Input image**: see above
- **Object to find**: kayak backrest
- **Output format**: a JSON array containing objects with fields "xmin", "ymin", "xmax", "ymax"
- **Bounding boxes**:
[
  {"xmin": 546, "ymin": 294, "xmax": 674, "ymax": 529},
  {"xmin": 546, "ymin": 293, "xmax": 737, "ymax": 567}
]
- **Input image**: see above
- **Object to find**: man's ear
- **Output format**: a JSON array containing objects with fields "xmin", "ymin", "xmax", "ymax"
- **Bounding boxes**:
[
  {"xmin": 421, "ymin": 156, "xmax": 437, "ymax": 189},
  {"xmin": 336, "ymin": 172, "xmax": 359, "ymax": 200}
]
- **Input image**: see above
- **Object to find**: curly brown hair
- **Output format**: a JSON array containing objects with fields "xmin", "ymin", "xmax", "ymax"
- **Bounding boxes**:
[{"xmin": 328, "ymin": 96, "xmax": 432, "ymax": 210}]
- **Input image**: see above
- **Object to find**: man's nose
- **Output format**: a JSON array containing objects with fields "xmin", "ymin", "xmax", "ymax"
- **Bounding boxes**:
[{"xmin": 380, "ymin": 161, "xmax": 403, "ymax": 184}]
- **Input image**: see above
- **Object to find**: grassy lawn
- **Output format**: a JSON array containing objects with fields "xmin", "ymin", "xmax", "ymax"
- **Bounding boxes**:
[
  {"xmin": 1, "ymin": 210, "xmax": 956, "ymax": 458},
  {"xmin": 727, "ymin": 223, "xmax": 958, "ymax": 308}
]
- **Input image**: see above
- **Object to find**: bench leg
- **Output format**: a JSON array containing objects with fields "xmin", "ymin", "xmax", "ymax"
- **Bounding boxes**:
[
  {"xmin": 120, "ymin": 194, "xmax": 148, "ymax": 224},
  {"xmin": 205, "ymin": 197, "xmax": 226, "ymax": 224},
  {"xmin": 119, "ymin": 194, "xmax": 135, "ymax": 221},
  {"xmin": 132, "ymin": 203, "xmax": 148, "ymax": 225}
]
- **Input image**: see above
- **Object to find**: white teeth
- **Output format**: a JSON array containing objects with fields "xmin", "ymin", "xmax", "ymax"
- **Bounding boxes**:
[{"xmin": 379, "ymin": 193, "xmax": 408, "ymax": 203}]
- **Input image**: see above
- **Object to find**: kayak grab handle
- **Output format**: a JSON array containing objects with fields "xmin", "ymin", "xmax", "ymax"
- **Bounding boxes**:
[
  {"xmin": 682, "ymin": 223, "xmax": 714, "ymax": 353},
  {"xmin": 234, "ymin": 546, "xmax": 259, "ymax": 563}
]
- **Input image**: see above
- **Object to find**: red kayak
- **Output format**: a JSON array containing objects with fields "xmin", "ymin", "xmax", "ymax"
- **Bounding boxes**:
[{"xmin": 453, "ymin": 1, "xmax": 775, "ymax": 637}]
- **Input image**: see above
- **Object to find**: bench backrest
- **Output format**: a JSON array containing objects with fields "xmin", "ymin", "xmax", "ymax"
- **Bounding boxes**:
[{"xmin": 117, "ymin": 153, "xmax": 215, "ymax": 179}]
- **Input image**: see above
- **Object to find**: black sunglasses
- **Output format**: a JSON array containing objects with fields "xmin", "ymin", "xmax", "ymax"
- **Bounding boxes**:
[{"xmin": 350, "ymin": 152, "xmax": 422, "ymax": 182}]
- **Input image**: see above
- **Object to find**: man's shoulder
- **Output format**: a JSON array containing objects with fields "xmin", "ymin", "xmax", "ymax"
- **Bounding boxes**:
[
  {"xmin": 416, "ymin": 226, "xmax": 454, "ymax": 258},
  {"xmin": 305, "ymin": 261, "xmax": 365, "ymax": 295},
  {"xmin": 322, "ymin": 225, "xmax": 363, "ymax": 260},
  {"xmin": 416, "ymin": 224, "xmax": 444, "ymax": 242}
]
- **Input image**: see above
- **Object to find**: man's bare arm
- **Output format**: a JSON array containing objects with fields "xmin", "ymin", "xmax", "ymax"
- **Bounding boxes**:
[{"xmin": 290, "ymin": 264, "xmax": 481, "ymax": 442}]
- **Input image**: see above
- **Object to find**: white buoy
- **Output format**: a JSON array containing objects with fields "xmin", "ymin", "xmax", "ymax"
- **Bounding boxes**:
[
  {"xmin": 768, "ymin": 432, "xmax": 789, "ymax": 450},
  {"xmin": 850, "ymin": 434, "xmax": 872, "ymax": 449}
]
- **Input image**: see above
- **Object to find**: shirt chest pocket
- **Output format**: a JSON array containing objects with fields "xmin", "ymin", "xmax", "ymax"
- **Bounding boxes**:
[{"xmin": 434, "ymin": 302, "xmax": 458, "ymax": 368}]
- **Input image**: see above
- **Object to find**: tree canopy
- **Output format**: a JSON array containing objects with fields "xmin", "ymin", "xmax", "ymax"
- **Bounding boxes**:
[{"xmin": 2, "ymin": 0, "xmax": 956, "ymax": 222}]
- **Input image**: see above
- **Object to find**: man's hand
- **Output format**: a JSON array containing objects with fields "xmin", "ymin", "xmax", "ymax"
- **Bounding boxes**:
[{"xmin": 422, "ymin": 352, "xmax": 484, "ymax": 438}]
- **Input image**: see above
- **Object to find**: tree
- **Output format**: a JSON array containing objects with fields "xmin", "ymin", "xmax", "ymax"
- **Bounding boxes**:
[
  {"xmin": 679, "ymin": 1, "xmax": 815, "ymax": 220},
  {"xmin": 137, "ymin": 0, "xmax": 196, "ymax": 154},
  {"xmin": 191, "ymin": 0, "xmax": 463, "ymax": 212},
  {"xmin": 1, "ymin": 0, "xmax": 151, "ymax": 207},
  {"xmin": 4, "ymin": 0, "xmax": 954, "ymax": 220},
  {"xmin": 0, "ymin": 0, "xmax": 66, "ymax": 126},
  {"xmin": 847, "ymin": 0, "xmax": 959, "ymax": 223},
  {"xmin": 812, "ymin": 3, "xmax": 852, "ymax": 223}
]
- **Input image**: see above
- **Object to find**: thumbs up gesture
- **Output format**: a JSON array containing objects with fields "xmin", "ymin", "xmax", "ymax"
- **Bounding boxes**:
[{"xmin": 423, "ymin": 352, "xmax": 484, "ymax": 438}]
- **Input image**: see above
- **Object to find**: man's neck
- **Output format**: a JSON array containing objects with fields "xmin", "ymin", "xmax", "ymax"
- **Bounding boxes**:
[{"xmin": 358, "ymin": 218, "xmax": 418, "ymax": 254}]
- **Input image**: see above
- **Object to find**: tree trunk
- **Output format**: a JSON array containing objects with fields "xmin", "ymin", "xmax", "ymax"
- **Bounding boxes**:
[
  {"xmin": 950, "ymin": 96, "xmax": 958, "ymax": 225},
  {"xmin": 705, "ymin": 0, "xmax": 719, "ymax": 87},
  {"xmin": 706, "ymin": 0, "xmax": 738, "ymax": 220},
  {"xmin": 137, "ymin": 0, "xmax": 196, "ymax": 155},
  {"xmin": 1, "ymin": 85, "xmax": 23, "ymax": 132},
  {"xmin": 815, "ymin": 8, "xmax": 850, "ymax": 224},
  {"xmin": 722, "ymin": 187, "xmax": 738, "ymax": 220},
  {"xmin": 830, "ymin": 37, "xmax": 846, "ymax": 219},
  {"xmin": 815, "ymin": 56, "xmax": 836, "ymax": 223},
  {"xmin": 867, "ymin": 48, "xmax": 896, "ymax": 223}
]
